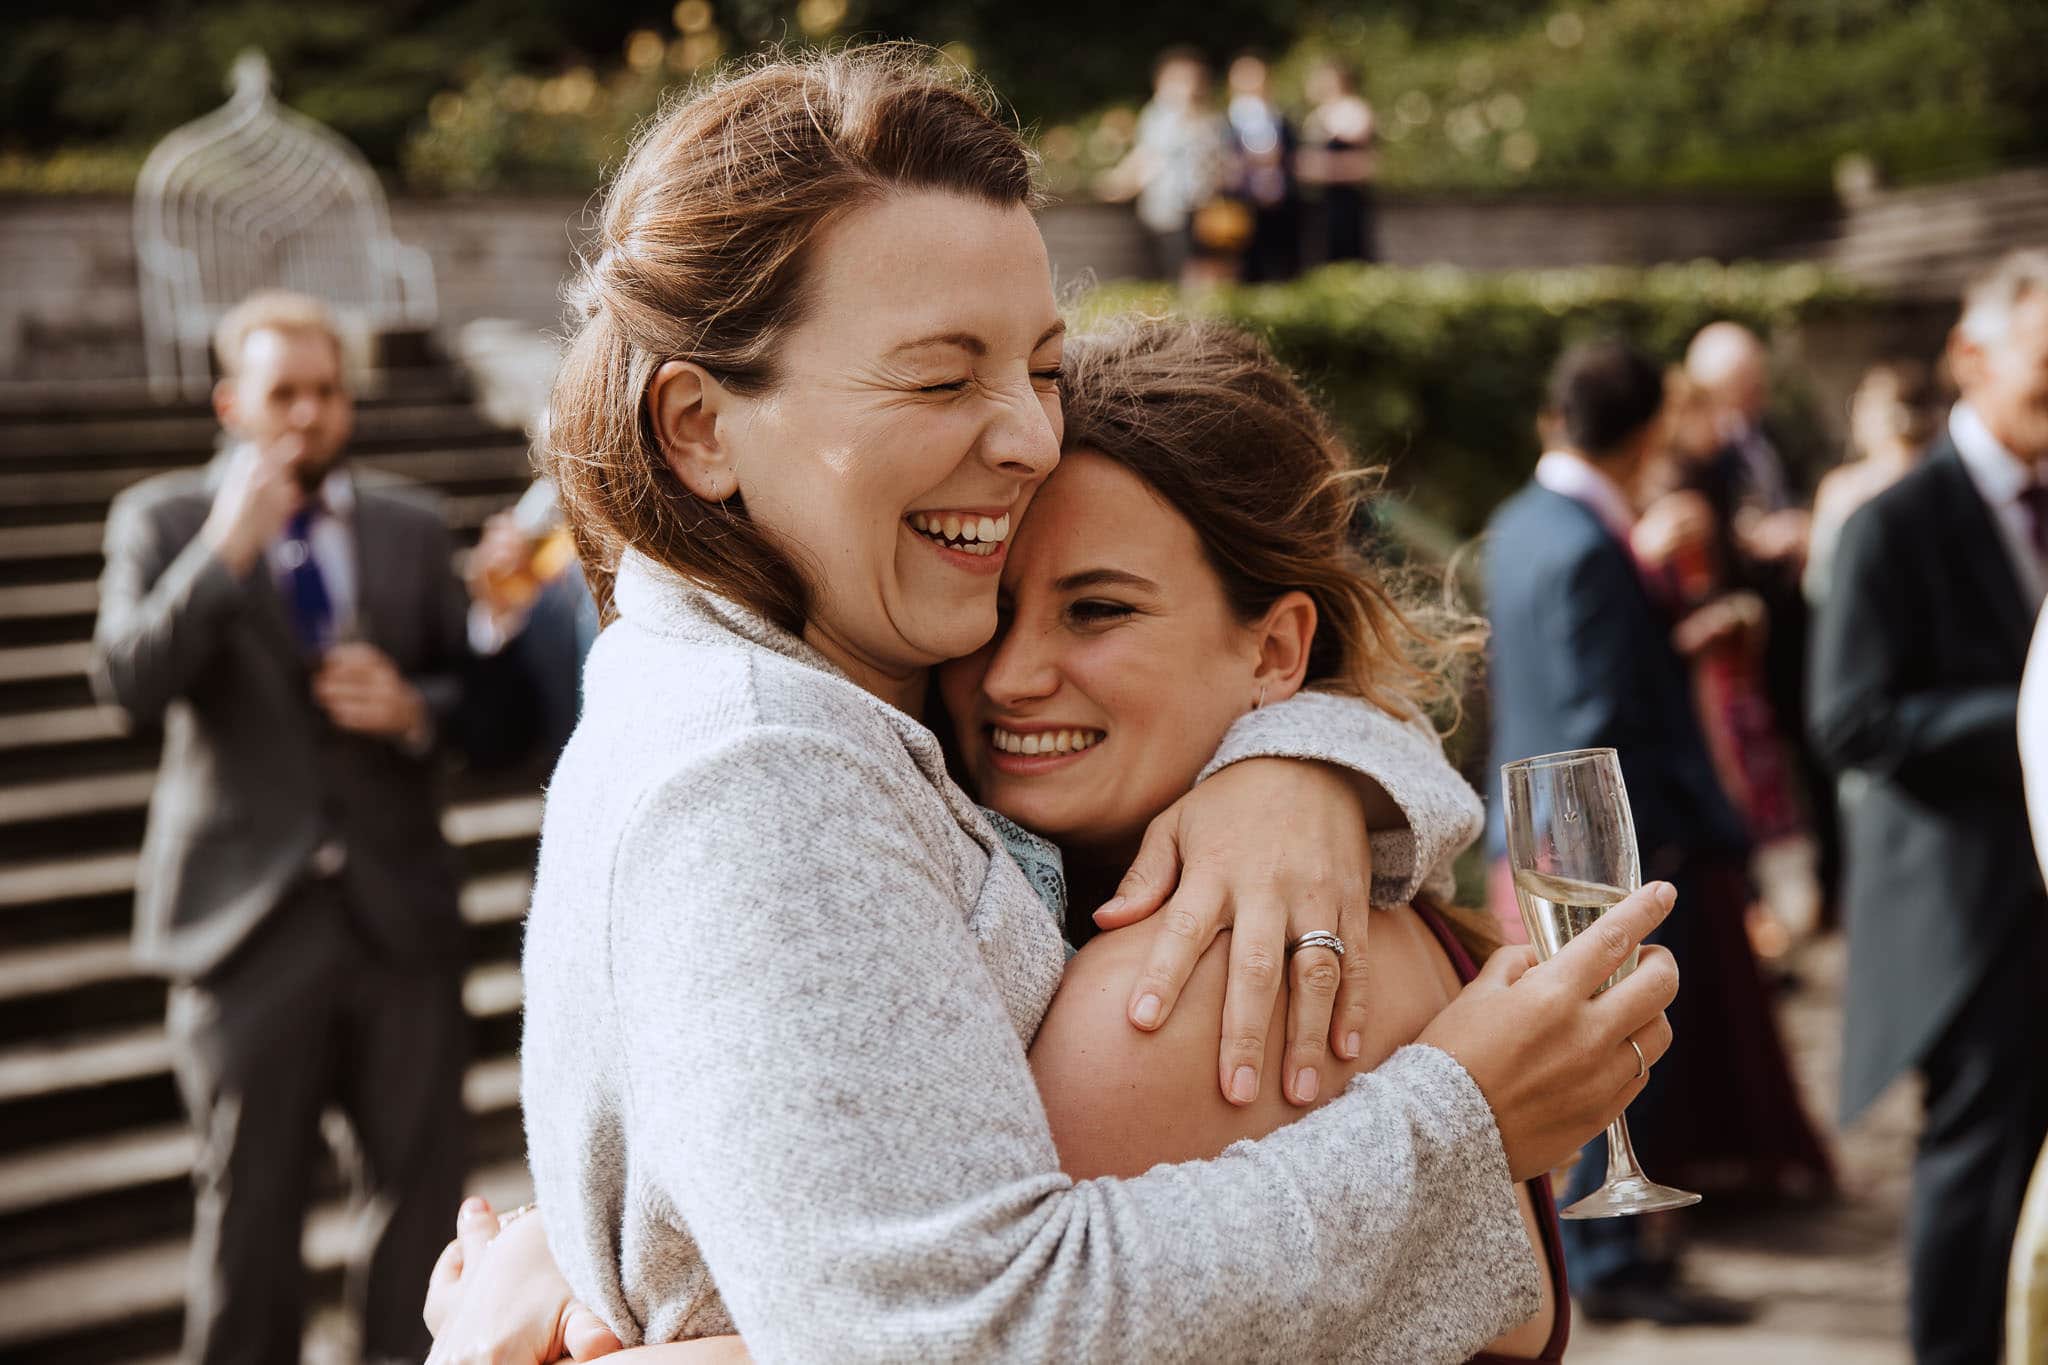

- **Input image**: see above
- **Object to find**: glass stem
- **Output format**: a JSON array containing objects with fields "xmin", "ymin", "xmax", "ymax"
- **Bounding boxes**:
[{"xmin": 1603, "ymin": 1115, "xmax": 1645, "ymax": 1187}]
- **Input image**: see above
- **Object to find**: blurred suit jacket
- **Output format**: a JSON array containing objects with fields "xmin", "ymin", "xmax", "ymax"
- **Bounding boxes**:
[
  {"xmin": 1484, "ymin": 482, "xmax": 1748, "ymax": 876},
  {"xmin": 91, "ymin": 462, "xmax": 488, "ymax": 981},
  {"xmin": 1810, "ymin": 439, "xmax": 2046, "ymax": 1121}
]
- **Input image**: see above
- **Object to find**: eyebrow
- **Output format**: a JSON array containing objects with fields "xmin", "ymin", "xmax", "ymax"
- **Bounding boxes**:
[
  {"xmin": 886, "ymin": 319, "xmax": 1067, "ymax": 358},
  {"xmin": 1055, "ymin": 568, "xmax": 1160, "ymax": 593}
]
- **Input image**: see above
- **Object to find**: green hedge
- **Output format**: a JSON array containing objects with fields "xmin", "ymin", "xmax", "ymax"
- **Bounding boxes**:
[{"xmin": 1078, "ymin": 261, "xmax": 1865, "ymax": 542}]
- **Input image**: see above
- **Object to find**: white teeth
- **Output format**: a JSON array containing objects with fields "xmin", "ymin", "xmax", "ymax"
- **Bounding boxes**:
[
  {"xmin": 996, "ymin": 514, "xmax": 1010, "ymax": 541},
  {"xmin": 990, "ymin": 726, "xmax": 1103, "ymax": 757},
  {"xmin": 959, "ymin": 519, "xmax": 980, "ymax": 543},
  {"xmin": 977, "ymin": 516, "xmax": 999, "ymax": 542},
  {"xmin": 909, "ymin": 511, "xmax": 1011, "ymax": 556},
  {"xmin": 912, "ymin": 513, "xmax": 930, "ymax": 533},
  {"xmin": 942, "ymin": 514, "xmax": 963, "ymax": 540}
]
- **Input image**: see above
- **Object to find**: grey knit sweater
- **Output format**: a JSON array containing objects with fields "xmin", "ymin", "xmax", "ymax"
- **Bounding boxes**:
[{"xmin": 520, "ymin": 550, "xmax": 1535, "ymax": 1363}]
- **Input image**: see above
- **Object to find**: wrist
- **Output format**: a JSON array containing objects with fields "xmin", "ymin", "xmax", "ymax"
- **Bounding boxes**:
[{"xmin": 202, "ymin": 521, "xmax": 261, "ymax": 577}]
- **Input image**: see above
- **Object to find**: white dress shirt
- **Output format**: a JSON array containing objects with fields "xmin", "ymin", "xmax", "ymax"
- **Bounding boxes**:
[
  {"xmin": 1950, "ymin": 402, "xmax": 2048, "ymax": 609},
  {"xmin": 2022, "ymin": 604, "xmax": 2048, "ymax": 877},
  {"xmin": 1534, "ymin": 449, "xmax": 1637, "ymax": 543}
]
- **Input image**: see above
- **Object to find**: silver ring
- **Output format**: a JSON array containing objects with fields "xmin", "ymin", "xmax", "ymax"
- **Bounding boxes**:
[
  {"xmin": 1629, "ymin": 1037, "xmax": 1648, "ymax": 1080},
  {"xmin": 1288, "ymin": 930, "xmax": 1346, "ymax": 958}
]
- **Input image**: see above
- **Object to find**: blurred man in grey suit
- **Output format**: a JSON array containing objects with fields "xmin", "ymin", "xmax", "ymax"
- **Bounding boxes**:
[{"xmin": 92, "ymin": 291, "xmax": 469, "ymax": 1364}]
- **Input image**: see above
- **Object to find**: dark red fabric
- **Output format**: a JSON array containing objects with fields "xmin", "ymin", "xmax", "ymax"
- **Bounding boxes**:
[{"xmin": 1413, "ymin": 900, "xmax": 1571, "ymax": 1363}]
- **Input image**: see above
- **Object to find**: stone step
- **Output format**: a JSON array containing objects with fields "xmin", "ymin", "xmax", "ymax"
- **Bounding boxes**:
[
  {"xmin": 0, "ymin": 704, "xmax": 130, "ymax": 756},
  {"xmin": 0, "ymin": 641, "xmax": 91, "ymax": 686},
  {"xmin": 0, "ymin": 870, "xmax": 529, "ymax": 1017},
  {"xmin": 0, "ymin": 445, "xmax": 535, "ymax": 512},
  {"xmin": 0, "ymin": 579, "xmax": 96, "ymax": 624},
  {"xmin": 0, "ymin": 1147, "xmax": 532, "ymax": 1358},
  {"xmin": 0, "ymin": 404, "xmax": 510, "ymax": 465},
  {"xmin": 0, "ymin": 960, "xmax": 525, "ymax": 1118},
  {"xmin": 0, "ymin": 367, "xmax": 470, "ymax": 421},
  {"xmin": 0, "ymin": 796, "xmax": 540, "ymax": 914}
]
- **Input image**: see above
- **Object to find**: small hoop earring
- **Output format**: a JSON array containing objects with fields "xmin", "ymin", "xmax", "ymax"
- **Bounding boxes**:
[{"xmin": 1254, "ymin": 684, "xmax": 1267, "ymax": 711}]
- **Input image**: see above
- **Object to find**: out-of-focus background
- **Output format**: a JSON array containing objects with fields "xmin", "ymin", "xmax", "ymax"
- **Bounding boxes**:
[{"xmin": 2, "ymin": 1, "xmax": 2046, "ymax": 1361}]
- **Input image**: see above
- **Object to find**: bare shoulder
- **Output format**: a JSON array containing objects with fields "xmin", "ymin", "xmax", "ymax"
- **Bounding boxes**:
[{"xmin": 1027, "ymin": 907, "xmax": 1464, "ymax": 1181}]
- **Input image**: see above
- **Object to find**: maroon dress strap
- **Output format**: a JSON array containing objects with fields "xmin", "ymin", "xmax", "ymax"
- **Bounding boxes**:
[{"xmin": 1412, "ymin": 899, "xmax": 1573, "ymax": 1363}]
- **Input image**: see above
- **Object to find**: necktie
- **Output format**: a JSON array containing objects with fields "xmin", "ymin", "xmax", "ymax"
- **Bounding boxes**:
[
  {"xmin": 281, "ymin": 503, "xmax": 335, "ymax": 655},
  {"xmin": 2021, "ymin": 481, "xmax": 2048, "ymax": 559}
]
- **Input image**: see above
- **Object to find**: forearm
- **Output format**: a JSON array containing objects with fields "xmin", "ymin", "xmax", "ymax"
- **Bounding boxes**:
[
  {"xmin": 1814, "ymin": 683, "xmax": 2021, "ymax": 793},
  {"xmin": 92, "ymin": 534, "xmax": 245, "ymax": 719}
]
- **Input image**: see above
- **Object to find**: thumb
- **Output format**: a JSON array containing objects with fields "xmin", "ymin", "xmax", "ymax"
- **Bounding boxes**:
[
  {"xmin": 1093, "ymin": 812, "xmax": 1183, "ymax": 928},
  {"xmin": 564, "ymin": 1304, "xmax": 626, "ymax": 1359}
]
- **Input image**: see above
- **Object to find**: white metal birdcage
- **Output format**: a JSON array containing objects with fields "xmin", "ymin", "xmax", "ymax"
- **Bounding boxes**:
[{"xmin": 134, "ymin": 50, "xmax": 437, "ymax": 399}]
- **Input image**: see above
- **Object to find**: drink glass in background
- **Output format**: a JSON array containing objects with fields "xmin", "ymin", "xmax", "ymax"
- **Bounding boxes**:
[{"xmin": 1502, "ymin": 746, "xmax": 1701, "ymax": 1219}]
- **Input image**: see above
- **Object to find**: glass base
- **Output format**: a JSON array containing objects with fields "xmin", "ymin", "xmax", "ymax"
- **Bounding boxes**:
[{"xmin": 1560, "ymin": 1175, "xmax": 1703, "ymax": 1220}]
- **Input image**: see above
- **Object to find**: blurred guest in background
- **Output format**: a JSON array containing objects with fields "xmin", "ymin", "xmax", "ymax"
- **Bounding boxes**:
[
  {"xmin": 1487, "ymin": 339, "xmax": 1806, "ymax": 1328},
  {"xmin": 1804, "ymin": 358, "xmax": 1941, "ymax": 607},
  {"xmin": 1811, "ymin": 249, "xmax": 2048, "ymax": 1365},
  {"xmin": 1685, "ymin": 320, "xmax": 1838, "ymax": 931},
  {"xmin": 467, "ymin": 478, "xmax": 598, "ymax": 762},
  {"xmin": 90, "ymin": 291, "xmax": 475, "ymax": 1364},
  {"xmin": 1223, "ymin": 52, "xmax": 1300, "ymax": 283},
  {"xmin": 1297, "ymin": 56, "xmax": 1378, "ymax": 265},
  {"xmin": 1636, "ymin": 372, "xmax": 1810, "ymax": 953},
  {"xmin": 1096, "ymin": 48, "xmax": 1231, "ymax": 288}
]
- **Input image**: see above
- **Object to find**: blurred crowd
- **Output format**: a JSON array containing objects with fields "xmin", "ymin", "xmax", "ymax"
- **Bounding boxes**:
[
  {"xmin": 1482, "ymin": 251, "xmax": 2048, "ymax": 1361},
  {"xmin": 1095, "ymin": 48, "xmax": 1380, "ymax": 288}
]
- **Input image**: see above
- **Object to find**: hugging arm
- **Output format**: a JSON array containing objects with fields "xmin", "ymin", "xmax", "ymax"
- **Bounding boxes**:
[
  {"xmin": 1100, "ymin": 690, "xmax": 1485, "ymax": 1106},
  {"xmin": 538, "ymin": 726, "xmax": 1538, "ymax": 1363}
]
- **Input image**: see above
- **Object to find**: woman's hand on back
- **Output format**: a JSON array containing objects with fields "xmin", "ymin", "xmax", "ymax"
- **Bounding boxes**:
[
  {"xmin": 1092, "ymin": 757, "xmax": 1384, "ymax": 1109},
  {"xmin": 424, "ymin": 1198, "xmax": 623, "ymax": 1365},
  {"xmin": 1417, "ymin": 881, "xmax": 1681, "ymax": 1181}
]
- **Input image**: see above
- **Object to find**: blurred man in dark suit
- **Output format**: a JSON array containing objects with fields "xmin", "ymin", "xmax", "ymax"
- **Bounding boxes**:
[
  {"xmin": 1486, "ymin": 340, "xmax": 1753, "ymax": 1327},
  {"xmin": 92, "ymin": 291, "xmax": 472, "ymax": 1364},
  {"xmin": 1812, "ymin": 250, "xmax": 2048, "ymax": 1365}
]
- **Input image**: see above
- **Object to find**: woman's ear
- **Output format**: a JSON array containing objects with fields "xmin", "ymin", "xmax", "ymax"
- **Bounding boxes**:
[
  {"xmin": 1251, "ymin": 590, "xmax": 1317, "ymax": 706},
  {"xmin": 647, "ymin": 360, "xmax": 738, "ymax": 502}
]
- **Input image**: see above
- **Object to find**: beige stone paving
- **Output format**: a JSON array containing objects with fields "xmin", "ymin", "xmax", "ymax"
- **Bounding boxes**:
[{"xmin": 1569, "ymin": 933, "xmax": 1917, "ymax": 1364}]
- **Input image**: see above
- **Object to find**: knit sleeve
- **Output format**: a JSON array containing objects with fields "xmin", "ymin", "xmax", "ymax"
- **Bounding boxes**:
[
  {"xmin": 596, "ymin": 724, "xmax": 1536, "ymax": 1363},
  {"xmin": 1201, "ymin": 692, "xmax": 1485, "ymax": 906}
]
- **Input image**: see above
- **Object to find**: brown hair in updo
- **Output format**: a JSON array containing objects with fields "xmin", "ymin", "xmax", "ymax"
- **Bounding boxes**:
[
  {"xmin": 1060, "ymin": 315, "xmax": 1497, "ymax": 953},
  {"xmin": 1057, "ymin": 314, "xmax": 1484, "ymax": 726},
  {"xmin": 547, "ymin": 45, "xmax": 1039, "ymax": 624}
]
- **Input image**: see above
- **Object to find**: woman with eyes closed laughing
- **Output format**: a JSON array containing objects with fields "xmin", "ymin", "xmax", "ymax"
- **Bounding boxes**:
[{"xmin": 424, "ymin": 47, "xmax": 1679, "ymax": 1365}]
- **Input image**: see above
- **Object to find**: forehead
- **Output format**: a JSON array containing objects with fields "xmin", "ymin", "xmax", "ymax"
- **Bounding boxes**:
[
  {"xmin": 1004, "ymin": 450, "xmax": 1204, "ymax": 585},
  {"xmin": 793, "ymin": 190, "xmax": 1057, "ymax": 359},
  {"xmin": 238, "ymin": 327, "xmax": 343, "ymax": 386}
]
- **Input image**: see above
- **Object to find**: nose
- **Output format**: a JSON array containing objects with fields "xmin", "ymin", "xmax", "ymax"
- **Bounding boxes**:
[
  {"xmin": 979, "ymin": 613, "xmax": 1060, "ymax": 711},
  {"xmin": 980, "ymin": 377, "xmax": 1062, "ymax": 482}
]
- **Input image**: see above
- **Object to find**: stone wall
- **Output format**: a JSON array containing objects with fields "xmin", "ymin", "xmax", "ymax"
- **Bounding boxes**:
[{"xmin": 0, "ymin": 191, "xmax": 1839, "ymax": 383}]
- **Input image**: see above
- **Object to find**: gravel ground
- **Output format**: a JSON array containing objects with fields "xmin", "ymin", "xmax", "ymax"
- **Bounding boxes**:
[{"xmin": 1568, "ymin": 932, "xmax": 1917, "ymax": 1364}]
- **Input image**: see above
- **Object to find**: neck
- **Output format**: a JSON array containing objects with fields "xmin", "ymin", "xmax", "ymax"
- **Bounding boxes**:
[{"xmin": 800, "ymin": 623, "xmax": 928, "ymax": 715}]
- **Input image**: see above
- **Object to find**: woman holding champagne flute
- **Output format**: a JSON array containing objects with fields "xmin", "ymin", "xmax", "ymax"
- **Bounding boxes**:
[{"xmin": 425, "ymin": 48, "xmax": 1680, "ymax": 1362}]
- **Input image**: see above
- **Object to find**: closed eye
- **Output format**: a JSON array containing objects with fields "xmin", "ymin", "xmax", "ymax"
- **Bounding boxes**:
[
  {"xmin": 918, "ymin": 379, "xmax": 971, "ymax": 395},
  {"xmin": 1068, "ymin": 599, "xmax": 1137, "ymax": 624}
]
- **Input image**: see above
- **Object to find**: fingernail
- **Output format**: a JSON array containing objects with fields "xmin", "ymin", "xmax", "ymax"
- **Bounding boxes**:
[
  {"xmin": 1231, "ymin": 1065, "xmax": 1258, "ymax": 1104},
  {"xmin": 1133, "ymin": 994, "xmax": 1161, "ymax": 1028},
  {"xmin": 1344, "ymin": 1031, "xmax": 1361, "ymax": 1060},
  {"xmin": 1098, "ymin": 896, "xmax": 1125, "ymax": 919},
  {"xmin": 1653, "ymin": 882, "xmax": 1677, "ymax": 911},
  {"xmin": 460, "ymin": 1197, "xmax": 488, "ymax": 1220},
  {"xmin": 1295, "ymin": 1067, "xmax": 1319, "ymax": 1102}
]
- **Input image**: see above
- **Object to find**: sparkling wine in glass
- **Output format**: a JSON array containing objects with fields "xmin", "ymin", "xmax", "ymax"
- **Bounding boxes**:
[{"xmin": 1502, "ymin": 747, "xmax": 1701, "ymax": 1220}]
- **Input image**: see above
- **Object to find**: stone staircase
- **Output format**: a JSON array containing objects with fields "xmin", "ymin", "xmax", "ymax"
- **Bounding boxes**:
[
  {"xmin": 0, "ymin": 360, "xmax": 545, "ymax": 1361},
  {"xmin": 1820, "ymin": 164, "xmax": 2048, "ymax": 300}
]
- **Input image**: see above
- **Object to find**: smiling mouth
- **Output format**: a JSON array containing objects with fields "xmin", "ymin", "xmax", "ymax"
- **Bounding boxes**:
[
  {"xmin": 908, "ymin": 511, "xmax": 1011, "ymax": 558},
  {"xmin": 988, "ymin": 724, "xmax": 1105, "ymax": 757}
]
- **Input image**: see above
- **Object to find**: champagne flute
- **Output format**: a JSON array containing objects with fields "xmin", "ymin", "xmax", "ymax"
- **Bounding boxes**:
[{"xmin": 1502, "ymin": 747, "xmax": 1700, "ymax": 1219}]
